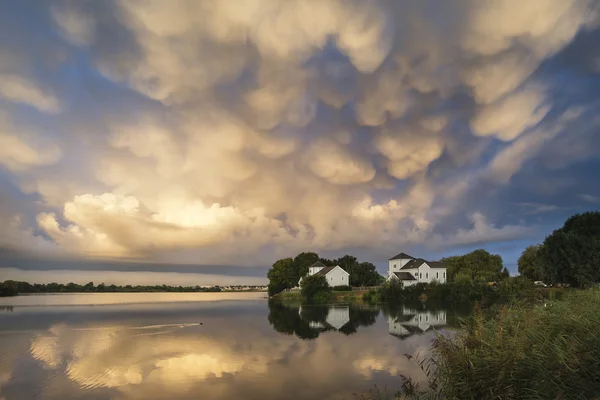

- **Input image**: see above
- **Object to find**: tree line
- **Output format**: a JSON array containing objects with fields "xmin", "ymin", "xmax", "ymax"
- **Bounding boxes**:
[
  {"xmin": 0, "ymin": 280, "xmax": 238, "ymax": 296},
  {"xmin": 267, "ymin": 252, "xmax": 384, "ymax": 296},
  {"xmin": 518, "ymin": 211, "xmax": 600, "ymax": 288}
]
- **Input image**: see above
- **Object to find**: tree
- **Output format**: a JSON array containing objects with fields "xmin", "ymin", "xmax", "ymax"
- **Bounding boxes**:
[
  {"xmin": 351, "ymin": 262, "xmax": 381, "ymax": 287},
  {"xmin": 267, "ymin": 257, "xmax": 295, "ymax": 295},
  {"xmin": 538, "ymin": 211, "xmax": 600, "ymax": 287},
  {"xmin": 292, "ymin": 252, "xmax": 319, "ymax": 283},
  {"xmin": 0, "ymin": 281, "xmax": 18, "ymax": 297},
  {"xmin": 442, "ymin": 249, "xmax": 505, "ymax": 282},
  {"xmin": 301, "ymin": 275, "xmax": 330, "ymax": 301},
  {"xmin": 331, "ymin": 255, "xmax": 381, "ymax": 286},
  {"xmin": 518, "ymin": 245, "xmax": 543, "ymax": 281}
]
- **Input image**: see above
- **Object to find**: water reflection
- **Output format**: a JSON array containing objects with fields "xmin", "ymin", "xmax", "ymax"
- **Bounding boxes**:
[
  {"xmin": 0, "ymin": 294, "xmax": 448, "ymax": 400},
  {"xmin": 385, "ymin": 305, "xmax": 447, "ymax": 339},
  {"xmin": 267, "ymin": 301, "xmax": 379, "ymax": 339}
]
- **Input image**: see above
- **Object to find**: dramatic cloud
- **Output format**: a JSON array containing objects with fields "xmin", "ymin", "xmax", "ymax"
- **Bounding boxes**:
[{"xmin": 1, "ymin": 0, "xmax": 600, "ymax": 274}]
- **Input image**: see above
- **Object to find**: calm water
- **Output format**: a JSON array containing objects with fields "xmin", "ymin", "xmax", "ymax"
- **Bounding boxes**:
[{"xmin": 0, "ymin": 293, "xmax": 459, "ymax": 400}]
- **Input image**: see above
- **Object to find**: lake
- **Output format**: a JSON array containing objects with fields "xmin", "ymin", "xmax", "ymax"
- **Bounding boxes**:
[{"xmin": 0, "ymin": 293, "xmax": 459, "ymax": 400}]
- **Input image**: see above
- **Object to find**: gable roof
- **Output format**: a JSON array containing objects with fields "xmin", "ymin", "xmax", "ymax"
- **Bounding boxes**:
[
  {"xmin": 427, "ymin": 261, "xmax": 446, "ymax": 269},
  {"xmin": 315, "ymin": 265, "xmax": 349, "ymax": 276},
  {"xmin": 389, "ymin": 252, "xmax": 415, "ymax": 261},
  {"xmin": 308, "ymin": 261, "xmax": 328, "ymax": 269},
  {"xmin": 393, "ymin": 272, "xmax": 416, "ymax": 280},
  {"xmin": 400, "ymin": 259, "xmax": 446, "ymax": 270}
]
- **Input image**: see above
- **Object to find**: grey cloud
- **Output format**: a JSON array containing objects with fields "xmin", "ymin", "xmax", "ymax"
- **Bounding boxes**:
[{"xmin": 0, "ymin": 0, "xmax": 599, "ymax": 268}]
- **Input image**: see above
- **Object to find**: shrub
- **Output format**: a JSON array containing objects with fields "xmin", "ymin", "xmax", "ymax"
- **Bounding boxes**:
[
  {"xmin": 379, "ymin": 279, "xmax": 405, "ymax": 300},
  {"xmin": 362, "ymin": 289, "xmax": 381, "ymax": 303},
  {"xmin": 312, "ymin": 291, "xmax": 333, "ymax": 303},
  {"xmin": 301, "ymin": 275, "xmax": 331, "ymax": 301},
  {"xmin": 332, "ymin": 285, "xmax": 352, "ymax": 291}
]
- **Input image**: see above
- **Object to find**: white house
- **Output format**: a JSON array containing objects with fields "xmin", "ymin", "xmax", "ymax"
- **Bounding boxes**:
[
  {"xmin": 298, "ymin": 261, "xmax": 350, "ymax": 287},
  {"xmin": 387, "ymin": 252, "xmax": 446, "ymax": 287},
  {"xmin": 388, "ymin": 307, "xmax": 447, "ymax": 339}
]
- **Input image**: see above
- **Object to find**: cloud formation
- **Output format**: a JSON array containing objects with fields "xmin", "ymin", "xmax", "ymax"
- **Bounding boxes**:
[{"xmin": 1, "ymin": 0, "xmax": 600, "ymax": 269}]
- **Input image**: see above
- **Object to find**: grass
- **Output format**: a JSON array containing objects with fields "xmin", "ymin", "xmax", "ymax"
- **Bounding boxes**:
[
  {"xmin": 272, "ymin": 289, "xmax": 370, "ymax": 304},
  {"xmin": 375, "ymin": 288, "xmax": 600, "ymax": 400}
]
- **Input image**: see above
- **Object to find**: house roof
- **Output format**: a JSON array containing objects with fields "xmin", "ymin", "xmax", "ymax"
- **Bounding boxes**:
[
  {"xmin": 400, "ymin": 259, "xmax": 446, "ymax": 270},
  {"xmin": 427, "ymin": 261, "xmax": 446, "ymax": 269},
  {"xmin": 389, "ymin": 252, "xmax": 415, "ymax": 261},
  {"xmin": 393, "ymin": 272, "xmax": 417, "ymax": 280},
  {"xmin": 308, "ymin": 261, "xmax": 328, "ymax": 269},
  {"xmin": 314, "ymin": 265, "xmax": 349, "ymax": 276}
]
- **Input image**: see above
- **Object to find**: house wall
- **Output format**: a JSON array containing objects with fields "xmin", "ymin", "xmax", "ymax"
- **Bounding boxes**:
[
  {"xmin": 388, "ymin": 258, "xmax": 413, "ymax": 276},
  {"xmin": 309, "ymin": 265, "xmax": 324, "ymax": 275},
  {"xmin": 325, "ymin": 267, "xmax": 350, "ymax": 287},
  {"xmin": 414, "ymin": 264, "xmax": 447, "ymax": 284}
]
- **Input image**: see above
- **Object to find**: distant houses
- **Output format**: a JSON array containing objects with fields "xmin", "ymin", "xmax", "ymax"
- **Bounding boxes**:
[
  {"xmin": 298, "ymin": 261, "xmax": 350, "ymax": 287},
  {"xmin": 387, "ymin": 252, "xmax": 447, "ymax": 287}
]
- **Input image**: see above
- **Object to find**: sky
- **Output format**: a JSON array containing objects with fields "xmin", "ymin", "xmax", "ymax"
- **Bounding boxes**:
[{"xmin": 1, "ymin": 0, "xmax": 600, "ymax": 286}]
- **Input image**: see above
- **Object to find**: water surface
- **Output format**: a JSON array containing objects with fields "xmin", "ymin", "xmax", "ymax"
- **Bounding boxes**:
[{"xmin": 0, "ymin": 293, "xmax": 457, "ymax": 400}]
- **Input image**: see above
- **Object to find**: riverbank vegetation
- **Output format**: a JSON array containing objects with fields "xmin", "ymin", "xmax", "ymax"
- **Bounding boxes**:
[
  {"xmin": 272, "ymin": 287, "xmax": 370, "ymax": 304},
  {"xmin": 368, "ymin": 275, "xmax": 562, "ymax": 306},
  {"xmin": 382, "ymin": 288, "xmax": 600, "ymax": 400}
]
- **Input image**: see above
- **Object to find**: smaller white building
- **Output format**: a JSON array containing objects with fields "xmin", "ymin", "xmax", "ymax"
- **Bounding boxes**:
[
  {"xmin": 298, "ymin": 261, "xmax": 350, "ymax": 287},
  {"xmin": 387, "ymin": 252, "xmax": 447, "ymax": 287}
]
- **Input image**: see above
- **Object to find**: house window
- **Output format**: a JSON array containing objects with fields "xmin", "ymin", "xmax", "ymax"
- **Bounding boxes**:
[
  {"xmin": 342, "ymin": 276, "xmax": 344, "ymax": 281},
  {"xmin": 426, "ymin": 273, "xmax": 428, "ymax": 279},
  {"xmin": 419, "ymin": 273, "xmax": 422, "ymax": 278},
  {"xmin": 443, "ymin": 272, "xmax": 446, "ymax": 278}
]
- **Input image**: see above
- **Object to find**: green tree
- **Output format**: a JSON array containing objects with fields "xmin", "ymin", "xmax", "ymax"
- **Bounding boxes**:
[
  {"xmin": 333, "ymin": 255, "xmax": 358, "ymax": 274},
  {"xmin": 0, "ymin": 281, "xmax": 18, "ymax": 297},
  {"xmin": 538, "ymin": 211, "xmax": 600, "ymax": 287},
  {"xmin": 442, "ymin": 249, "xmax": 504, "ymax": 282},
  {"xmin": 330, "ymin": 255, "xmax": 380, "ymax": 286},
  {"xmin": 518, "ymin": 245, "xmax": 543, "ymax": 281},
  {"xmin": 267, "ymin": 257, "xmax": 295, "ymax": 295},
  {"xmin": 351, "ymin": 262, "xmax": 381, "ymax": 286},
  {"xmin": 301, "ymin": 275, "xmax": 330, "ymax": 301},
  {"xmin": 292, "ymin": 252, "xmax": 319, "ymax": 284}
]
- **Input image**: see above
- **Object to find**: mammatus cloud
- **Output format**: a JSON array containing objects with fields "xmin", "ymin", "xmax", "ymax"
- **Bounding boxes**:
[{"xmin": 1, "ymin": 0, "xmax": 600, "ymax": 267}]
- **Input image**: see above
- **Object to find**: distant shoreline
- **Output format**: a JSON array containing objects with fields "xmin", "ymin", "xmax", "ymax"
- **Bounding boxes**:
[{"xmin": 0, "ymin": 280, "xmax": 268, "ymax": 297}]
